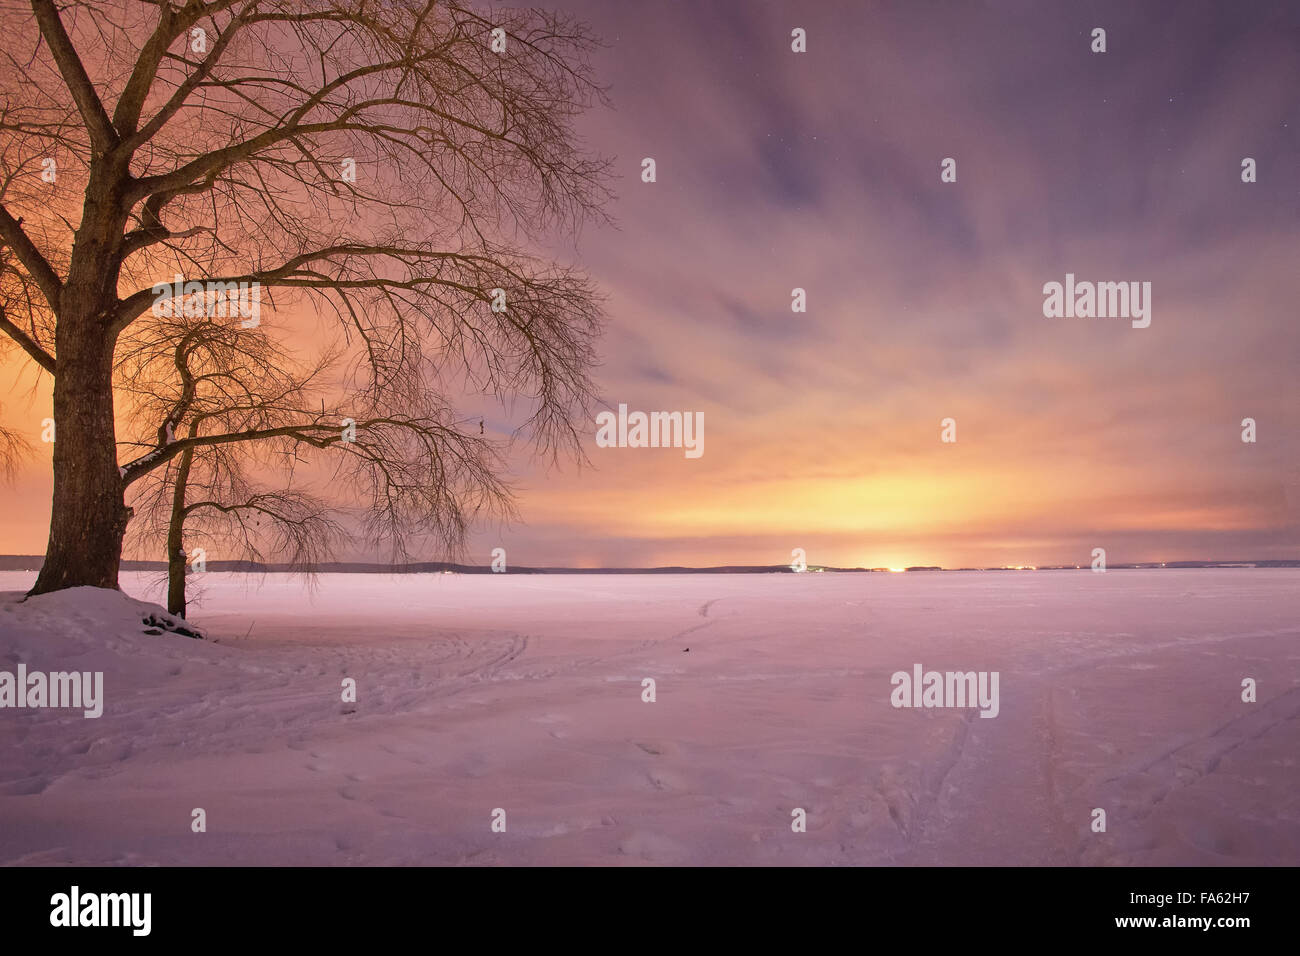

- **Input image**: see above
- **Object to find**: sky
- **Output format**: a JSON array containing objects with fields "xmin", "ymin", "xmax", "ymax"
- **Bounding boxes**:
[{"xmin": 2, "ymin": 0, "xmax": 1298, "ymax": 569}]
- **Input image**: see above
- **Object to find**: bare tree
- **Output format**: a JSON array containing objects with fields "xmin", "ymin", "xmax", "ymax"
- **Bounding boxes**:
[
  {"xmin": 0, "ymin": 0, "xmax": 609, "ymax": 595},
  {"xmin": 118, "ymin": 310, "xmax": 514, "ymax": 616},
  {"xmin": 130, "ymin": 450, "xmax": 341, "ymax": 618}
]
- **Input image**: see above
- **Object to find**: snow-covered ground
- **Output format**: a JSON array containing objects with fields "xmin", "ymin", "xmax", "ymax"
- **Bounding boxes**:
[{"xmin": 0, "ymin": 569, "xmax": 1296, "ymax": 866}]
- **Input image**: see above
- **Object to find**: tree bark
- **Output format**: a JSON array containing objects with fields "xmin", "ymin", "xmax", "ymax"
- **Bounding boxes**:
[
  {"xmin": 166, "ymin": 447, "xmax": 193, "ymax": 616},
  {"xmin": 29, "ymin": 338, "xmax": 129, "ymax": 594},
  {"xmin": 28, "ymin": 156, "xmax": 131, "ymax": 597}
]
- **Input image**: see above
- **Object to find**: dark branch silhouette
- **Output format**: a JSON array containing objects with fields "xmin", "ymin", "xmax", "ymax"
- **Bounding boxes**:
[{"xmin": 0, "ymin": 0, "xmax": 610, "ymax": 595}]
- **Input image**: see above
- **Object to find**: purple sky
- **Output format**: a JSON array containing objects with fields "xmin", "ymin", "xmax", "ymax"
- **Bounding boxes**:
[
  {"xmin": 2, "ymin": 0, "xmax": 1297, "ymax": 568},
  {"xmin": 473, "ymin": 0, "xmax": 1300, "ymax": 569}
]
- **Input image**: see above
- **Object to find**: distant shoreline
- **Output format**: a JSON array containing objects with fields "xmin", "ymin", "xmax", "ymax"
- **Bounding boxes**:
[{"xmin": 1, "ymin": 557, "xmax": 1297, "ymax": 574}]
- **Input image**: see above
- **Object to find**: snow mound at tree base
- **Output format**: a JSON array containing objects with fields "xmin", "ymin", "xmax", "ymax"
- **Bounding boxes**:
[
  {"xmin": 14, "ymin": 587, "xmax": 205, "ymax": 640},
  {"xmin": 1, "ymin": 586, "xmax": 217, "ymax": 714}
]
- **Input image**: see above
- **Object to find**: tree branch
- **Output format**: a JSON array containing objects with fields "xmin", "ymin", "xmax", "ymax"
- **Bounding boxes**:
[
  {"xmin": 30, "ymin": 0, "xmax": 119, "ymax": 152},
  {"xmin": 0, "ymin": 207, "xmax": 62, "ymax": 310},
  {"xmin": 0, "ymin": 301, "xmax": 55, "ymax": 373}
]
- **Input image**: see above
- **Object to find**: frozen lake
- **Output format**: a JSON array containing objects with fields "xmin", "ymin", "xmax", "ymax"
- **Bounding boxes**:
[{"xmin": 1, "ymin": 569, "xmax": 1297, "ymax": 865}]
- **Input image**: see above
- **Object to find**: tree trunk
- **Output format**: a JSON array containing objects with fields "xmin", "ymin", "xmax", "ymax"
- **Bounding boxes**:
[
  {"xmin": 28, "ymin": 313, "xmax": 128, "ymax": 595},
  {"xmin": 28, "ymin": 157, "xmax": 131, "ymax": 597},
  {"xmin": 166, "ymin": 447, "xmax": 194, "ymax": 617}
]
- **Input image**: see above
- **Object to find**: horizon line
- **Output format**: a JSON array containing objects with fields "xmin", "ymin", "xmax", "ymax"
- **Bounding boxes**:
[{"xmin": 2, "ymin": 556, "xmax": 1298, "ymax": 575}]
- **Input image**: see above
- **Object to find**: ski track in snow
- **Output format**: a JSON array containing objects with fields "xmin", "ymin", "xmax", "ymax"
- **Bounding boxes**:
[{"xmin": 0, "ymin": 569, "xmax": 1296, "ymax": 866}]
